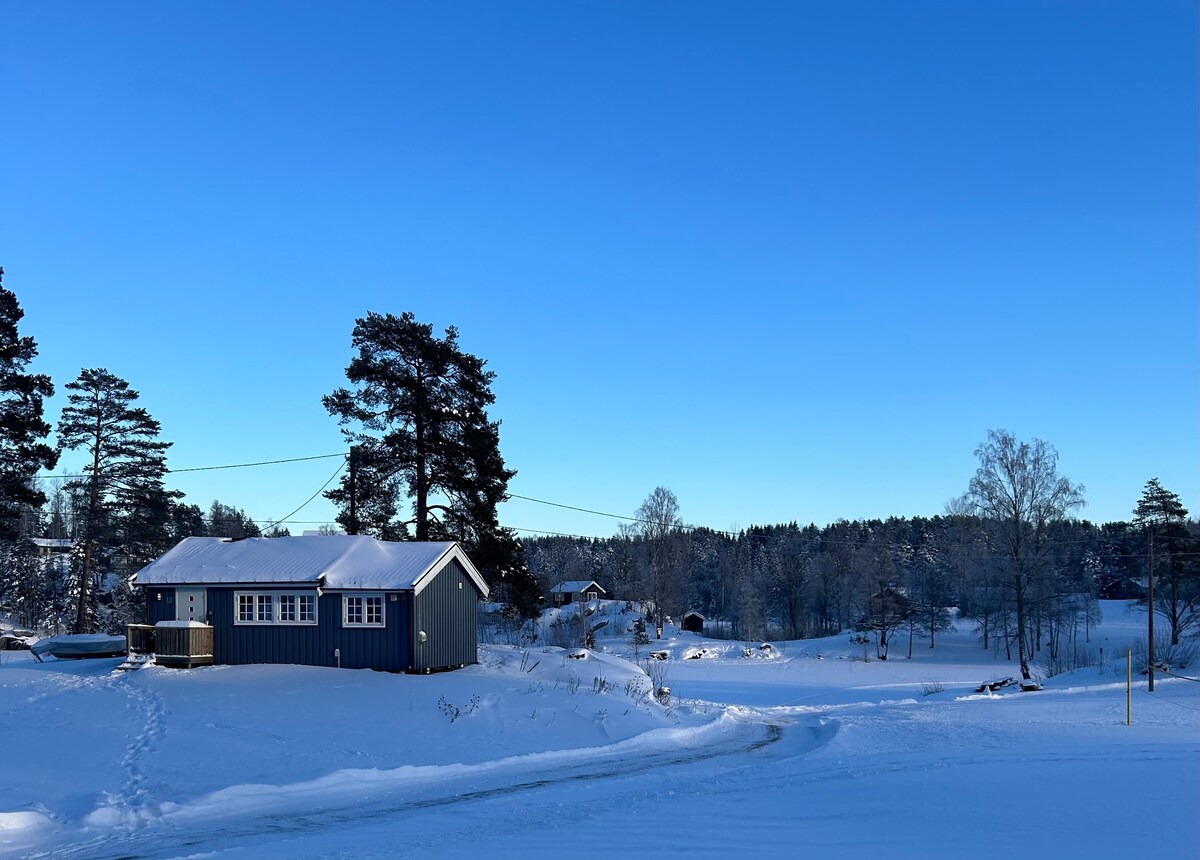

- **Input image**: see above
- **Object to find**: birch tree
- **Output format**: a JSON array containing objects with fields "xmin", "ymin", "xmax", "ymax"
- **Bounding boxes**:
[{"xmin": 966, "ymin": 430, "xmax": 1084, "ymax": 680}]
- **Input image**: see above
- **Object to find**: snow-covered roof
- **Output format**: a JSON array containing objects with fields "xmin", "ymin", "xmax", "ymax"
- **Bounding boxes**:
[
  {"xmin": 134, "ymin": 536, "xmax": 489, "ymax": 597},
  {"xmin": 32, "ymin": 538, "xmax": 73, "ymax": 550},
  {"xmin": 550, "ymin": 580, "xmax": 605, "ymax": 594}
]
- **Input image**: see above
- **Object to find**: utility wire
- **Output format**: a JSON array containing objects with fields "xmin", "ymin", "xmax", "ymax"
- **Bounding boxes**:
[
  {"xmin": 507, "ymin": 525, "xmax": 616, "ymax": 540},
  {"xmin": 34, "ymin": 448, "xmax": 1200, "ymax": 553},
  {"xmin": 38, "ymin": 452, "xmax": 346, "ymax": 481},
  {"xmin": 258, "ymin": 461, "xmax": 347, "ymax": 535},
  {"xmin": 506, "ymin": 493, "xmax": 644, "ymax": 524},
  {"xmin": 171, "ymin": 453, "xmax": 346, "ymax": 473},
  {"xmin": 505, "ymin": 491, "xmax": 1199, "ymax": 547},
  {"xmin": 1147, "ymin": 692, "xmax": 1200, "ymax": 713},
  {"xmin": 1158, "ymin": 668, "xmax": 1200, "ymax": 683},
  {"xmin": 506, "ymin": 492, "xmax": 750, "ymax": 538}
]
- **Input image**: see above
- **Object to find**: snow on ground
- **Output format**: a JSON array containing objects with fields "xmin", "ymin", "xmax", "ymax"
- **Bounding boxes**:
[{"xmin": 0, "ymin": 600, "xmax": 1195, "ymax": 859}]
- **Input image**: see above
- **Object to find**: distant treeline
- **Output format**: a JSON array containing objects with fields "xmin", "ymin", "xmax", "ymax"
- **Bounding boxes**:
[{"xmin": 523, "ymin": 515, "xmax": 1200, "ymax": 653}]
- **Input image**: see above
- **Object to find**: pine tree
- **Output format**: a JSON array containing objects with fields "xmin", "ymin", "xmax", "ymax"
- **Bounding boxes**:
[
  {"xmin": 0, "ymin": 268, "xmax": 59, "ymax": 540},
  {"xmin": 206, "ymin": 500, "xmax": 261, "ymax": 538},
  {"xmin": 57, "ymin": 368, "xmax": 174, "ymax": 633},
  {"xmin": 1133, "ymin": 478, "xmax": 1196, "ymax": 645},
  {"xmin": 0, "ymin": 537, "xmax": 45, "ymax": 629},
  {"xmin": 476, "ymin": 526, "xmax": 541, "ymax": 620},
  {"xmin": 169, "ymin": 502, "xmax": 207, "ymax": 540},
  {"xmin": 324, "ymin": 311, "xmax": 523, "ymax": 605}
]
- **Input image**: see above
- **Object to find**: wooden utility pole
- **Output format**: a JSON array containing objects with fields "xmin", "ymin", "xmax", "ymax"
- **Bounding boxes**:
[{"xmin": 1126, "ymin": 650, "xmax": 1132, "ymax": 725}]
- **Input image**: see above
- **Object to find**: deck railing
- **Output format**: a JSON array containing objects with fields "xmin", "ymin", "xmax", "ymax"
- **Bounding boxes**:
[{"xmin": 127, "ymin": 624, "xmax": 156, "ymax": 655}]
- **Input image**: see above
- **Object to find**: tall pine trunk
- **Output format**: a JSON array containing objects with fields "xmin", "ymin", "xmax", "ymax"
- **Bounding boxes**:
[
  {"xmin": 75, "ymin": 416, "xmax": 103, "ymax": 634},
  {"xmin": 414, "ymin": 418, "xmax": 427, "ymax": 541}
]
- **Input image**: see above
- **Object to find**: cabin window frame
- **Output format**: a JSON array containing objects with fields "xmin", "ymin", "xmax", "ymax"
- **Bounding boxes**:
[
  {"xmin": 342, "ymin": 594, "xmax": 386, "ymax": 628},
  {"xmin": 277, "ymin": 592, "xmax": 318, "ymax": 625},
  {"xmin": 234, "ymin": 591, "xmax": 319, "ymax": 626}
]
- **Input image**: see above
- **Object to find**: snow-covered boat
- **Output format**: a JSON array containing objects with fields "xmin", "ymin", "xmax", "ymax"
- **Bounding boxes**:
[{"xmin": 29, "ymin": 634, "xmax": 127, "ymax": 662}]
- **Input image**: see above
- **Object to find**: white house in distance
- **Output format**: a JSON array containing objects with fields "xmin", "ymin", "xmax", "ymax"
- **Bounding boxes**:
[
  {"xmin": 32, "ymin": 538, "xmax": 72, "ymax": 576},
  {"xmin": 32, "ymin": 538, "xmax": 73, "ymax": 558},
  {"xmin": 550, "ymin": 580, "xmax": 606, "ymax": 606}
]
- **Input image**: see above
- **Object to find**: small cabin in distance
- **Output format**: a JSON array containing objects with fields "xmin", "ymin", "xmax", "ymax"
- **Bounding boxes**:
[{"xmin": 550, "ymin": 580, "xmax": 606, "ymax": 606}]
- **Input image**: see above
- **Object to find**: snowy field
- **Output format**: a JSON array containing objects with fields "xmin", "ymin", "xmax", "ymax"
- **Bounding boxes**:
[{"xmin": 1, "ymin": 600, "xmax": 1196, "ymax": 859}]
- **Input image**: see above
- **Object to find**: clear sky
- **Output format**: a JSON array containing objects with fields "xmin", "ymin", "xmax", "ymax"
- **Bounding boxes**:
[{"xmin": 2, "ymin": 2, "xmax": 1196, "ymax": 539}]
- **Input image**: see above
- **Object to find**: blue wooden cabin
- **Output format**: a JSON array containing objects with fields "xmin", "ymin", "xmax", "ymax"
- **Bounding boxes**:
[{"xmin": 134, "ymin": 536, "xmax": 489, "ymax": 672}]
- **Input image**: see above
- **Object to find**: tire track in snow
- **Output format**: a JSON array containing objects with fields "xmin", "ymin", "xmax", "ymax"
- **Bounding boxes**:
[{"xmin": 31, "ymin": 713, "xmax": 792, "ymax": 860}]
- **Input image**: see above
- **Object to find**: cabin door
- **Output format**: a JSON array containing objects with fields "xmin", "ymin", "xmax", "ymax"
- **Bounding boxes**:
[{"xmin": 176, "ymin": 588, "xmax": 208, "ymax": 622}]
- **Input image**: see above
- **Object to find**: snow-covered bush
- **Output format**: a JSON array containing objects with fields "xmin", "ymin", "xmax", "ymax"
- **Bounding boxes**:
[
  {"xmin": 1132, "ymin": 632, "xmax": 1198, "ymax": 673},
  {"xmin": 642, "ymin": 654, "xmax": 669, "ymax": 696},
  {"xmin": 1037, "ymin": 645, "xmax": 1101, "ymax": 679}
]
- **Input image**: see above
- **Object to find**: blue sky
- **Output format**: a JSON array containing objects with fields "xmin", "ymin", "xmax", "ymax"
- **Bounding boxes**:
[{"xmin": 3, "ymin": 2, "xmax": 1196, "ymax": 538}]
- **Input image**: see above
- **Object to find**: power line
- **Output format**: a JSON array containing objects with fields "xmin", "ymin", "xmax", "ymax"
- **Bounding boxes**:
[
  {"xmin": 507, "ymin": 525, "xmax": 616, "ymax": 540},
  {"xmin": 33, "ymin": 450, "xmax": 1199, "ymax": 554},
  {"xmin": 38, "ymin": 452, "xmax": 346, "ymax": 481},
  {"xmin": 1158, "ymin": 668, "xmax": 1200, "ymax": 683},
  {"xmin": 1148, "ymin": 692, "xmax": 1200, "ymax": 713},
  {"xmin": 171, "ymin": 453, "xmax": 346, "ymax": 473},
  {"xmin": 507, "ymin": 493, "xmax": 643, "ymax": 524},
  {"xmin": 258, "ymin": 460, "xmax": 347, "ymax": 535},
  {"xmin": 505, "ymin": 491, "xmax": 1200, "ymax": 552},
  {"xmin": 505, "ymin": 492, "xmax": 743, "ymax": 538}
]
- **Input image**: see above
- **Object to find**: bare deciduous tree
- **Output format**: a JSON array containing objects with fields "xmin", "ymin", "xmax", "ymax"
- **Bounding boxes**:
[
  {"xmin": 966, "ymin": 430, "xmax": 1085, "ymax": 680},
  {"xmin": 636, "ymin": 487, "xmax": 682, "ymax": 638}
]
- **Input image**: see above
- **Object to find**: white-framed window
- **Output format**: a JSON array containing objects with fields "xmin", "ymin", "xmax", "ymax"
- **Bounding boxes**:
[
  {"xmin": 234, "ymin": 592, "xmax": 319, "ymax": 626},
  {"xmin": 279, "ymin": 593, "xmax": 317, "ymax": 624},
  {"xmin": 343, "ymin": 594, "xmax": 385, "ymax": 628}
]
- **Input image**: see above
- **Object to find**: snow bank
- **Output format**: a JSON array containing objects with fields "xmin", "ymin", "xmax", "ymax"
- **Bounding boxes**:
[{"xmin": 0, "ymin": 810, "xmax": 52, "ymax": 833}]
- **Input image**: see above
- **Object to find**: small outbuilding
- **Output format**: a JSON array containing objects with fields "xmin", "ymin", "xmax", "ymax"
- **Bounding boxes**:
[
  {"xmin": 549, "ymin": 579, "xmax": 606, "ymax": 606},
  {"xmin": 133, "ymin": 536, "xmax": 488, "ymax": 672},
  {"xmin": 681, "ymin": 611, "xmax": 705, "ymax": 634}
]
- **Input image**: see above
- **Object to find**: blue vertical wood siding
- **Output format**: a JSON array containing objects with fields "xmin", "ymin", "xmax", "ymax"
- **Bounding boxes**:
[
  {"xmin": 207, "ymin": 589, "xmax": 412, "ymax": 671},
  {"xmin": 148, "ymin": 588, "xmax": 175, "ymax": 624},
  {"xmin": 411, "ymin": 558, "xmax": 480, "ymax": 671},
  {"xmin": 141, "ymin": 556, "xmax": 483, "ymax": 672}
]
